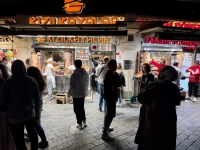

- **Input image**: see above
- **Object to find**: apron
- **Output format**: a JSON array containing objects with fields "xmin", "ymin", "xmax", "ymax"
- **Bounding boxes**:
[{"xmin": 47, "ymin": 75, "xmax": 56, "ymax": 88}]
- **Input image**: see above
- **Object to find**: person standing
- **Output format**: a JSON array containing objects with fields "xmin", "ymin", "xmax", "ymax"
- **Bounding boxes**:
[
  {"xmin": 116, "ymin": 63, "xmax": 126, "ymax": 107},
  {"xmin": 172, "ymin": 60, "xmax": 186, "ymax": 87},
  {"xmin": 68, "ymin": 60, "xmax": 89, "ymax": 130},
  {"xmin": 0, "ymin": 60, "xmax": 40, "ymax": 150},
  {"xmin": 149, "ymin": 58, "xmax": 167, "ymax": 72},
  {"xmin": 0, "ymin": 68, "xmax": 16, "ymax": 150},
  {"xmin": 135, "ymin": 63, "xmax": 155, "ymax": 90},
  {"xmin": 102, "ymin": 59, "xmax": 121, "ymax": 141},
  {"xmin": 25, "ymin": 58, "xmax": 33, "ymax": 69},
  {"xmin": 135, "ymin": 66, "xmax": 180, "ymax": 150},
  {"xmin": 0, "ymin": 57, "xmax": 9, "ymax": 80},
  {"xmin": 27, "ymin": 67, "xmax": 49, "ymax": 148},
  {"xmin": 186, "ymin": 60, "xmax": 200, "ymax": 102},
  {"xmin": 96, "ymin": 56, "xmax": 109, "ymax": 112},
  {"xmin": 45, "ymin": 58, "xmax": 57, "ymax": 99}
]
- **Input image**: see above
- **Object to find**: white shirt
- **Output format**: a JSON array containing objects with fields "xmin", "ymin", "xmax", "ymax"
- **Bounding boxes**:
[
  {"xmin": 45, "ymin": 64, "xmax": 54, "ymax": 76},
  {"xmin": 172, "ymin": 66, "xmax": 184, "ymax": 86}
]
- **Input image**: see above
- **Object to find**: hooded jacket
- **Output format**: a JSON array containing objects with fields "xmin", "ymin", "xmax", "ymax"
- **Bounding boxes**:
[
  {"xmin": 70, "ymin": 67, "xmax": 89, "ymax": 98},
  {"xmin": 0, "ymin": 60, "xmax": 39, "ymax": 124}
]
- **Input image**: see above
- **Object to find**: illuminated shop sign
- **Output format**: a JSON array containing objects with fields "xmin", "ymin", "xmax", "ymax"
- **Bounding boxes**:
[
  {"xmin": 29, "ymin": 16, "xmax": 124, "ymax": 25},
  {"xmin": 35, "ymin": 36, "xmax": 111, "ymax": 43},
  {"xmin": 136, "ymin": 19, "xmax": 200, "ymax": 30},
  {"xmin": 63, "ymin": 0, "xmax": 86, "ymax": 14},
  {"xmin": 144, "ymin": 36, "xmax": 198, "ymax": 50}
]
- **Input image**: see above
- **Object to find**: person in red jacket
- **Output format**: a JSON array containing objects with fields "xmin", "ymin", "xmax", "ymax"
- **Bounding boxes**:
[
  {"xmin": 149, "ymin": 58, "xmax": 167, "ymax": 72},
  {"xmin": 186, "ymin": 60, "xmax": 200, "ymax": 102}
]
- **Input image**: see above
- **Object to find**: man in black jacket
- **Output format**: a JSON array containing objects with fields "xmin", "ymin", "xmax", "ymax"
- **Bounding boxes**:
[{"xmin": 102, "ymin": 59, "xmax": 121, "ymax": 141}]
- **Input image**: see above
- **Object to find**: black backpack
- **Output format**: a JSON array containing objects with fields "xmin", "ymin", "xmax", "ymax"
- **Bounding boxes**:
[{"xmin": 119, "ymin": 72, "xmax": 126, "ymax": 86}]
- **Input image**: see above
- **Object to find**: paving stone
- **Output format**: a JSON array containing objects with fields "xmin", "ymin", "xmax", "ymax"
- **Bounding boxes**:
[
  {"xmin": 91, "ymin": 144, "xmax": 107, "ymax": 150},
  {"xmin": 187, "ymin": 145, "xmax": 200, "ymax": 150},
  {"xmin": 176, "ymin": 144, "xmax": 188, "ymax": 150},
  {"xmin": 187, "ymin": 135, "xmax": 199, "ymax": 142},
  {"xmin": 126, "ymin": 142, "xmax": 137, "ymax": 149},
  {"xmin": 181, "ymin": 139, "xmax": 194, "ymax": 147},
  {"xmin": 192, "ymin": 139, "xmax": 200, "ymax": 148}
]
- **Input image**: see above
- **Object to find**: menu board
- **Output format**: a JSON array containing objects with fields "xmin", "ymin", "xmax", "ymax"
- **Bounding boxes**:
[
  {"xmin": 182, "ymin": 53, "xmax": 193, "ymax": 67},
  {"xmin": 75, "ymin": 50, "xmax": 89, "ymax": 60}
]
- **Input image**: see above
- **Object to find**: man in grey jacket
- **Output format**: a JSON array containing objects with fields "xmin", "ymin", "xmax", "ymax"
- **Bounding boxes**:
[
  {"xmin": 69, "ymin": 60, "xmax": 89, "ymax": 130},
  {"xmin": 0, "ymin": 60, "xmax": 40, "ymax": 150},
  {"xmin": 96, "ymin": 56, "xmax": 109, "ymax": 112}
]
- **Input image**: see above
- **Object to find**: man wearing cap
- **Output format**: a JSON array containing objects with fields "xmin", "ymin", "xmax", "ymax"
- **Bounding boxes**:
[
  {"xmin": 150, "ymin": 58, "xmax": 167, "ymax": 72},
  {"xmin": 172, "ymin": 60, "xmax": 186, "ymax": 87},
  {"xmin": 45, "ymin": 58, "xmax": 58, "ymax": 99},
  {"xmin": 186, "ymin": 60, "xmax": 200, "ymax": 102}
]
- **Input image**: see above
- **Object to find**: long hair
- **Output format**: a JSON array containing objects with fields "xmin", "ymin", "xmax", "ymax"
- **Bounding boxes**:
[
  {"xmin": 117, "ymin": 63, "xmax": 122, "ymax": 70},
  {"xmin": 27, "ymin": 67, "xmax": 46, "ymax": 92},
  {"xmin": 142, "ymin": 63, "xmax": 151, "ymax": 74}
]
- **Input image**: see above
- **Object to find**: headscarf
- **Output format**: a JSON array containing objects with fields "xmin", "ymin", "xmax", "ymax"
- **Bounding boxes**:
[
  {"xmin": 11, "ymin": 59, "xmax": 26, "ymax": 76},
  {"xmin": 158, "ymin": 66, "xmax": 178, "ymax": 81}
]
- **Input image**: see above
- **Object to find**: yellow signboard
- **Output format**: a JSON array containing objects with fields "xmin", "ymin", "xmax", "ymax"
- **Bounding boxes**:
[
  {"xmin": 29, "ymin": 16, "xmax": 124, "ymax": 25},
  {"xmin": 36, "ymin": 36, "xmax": 111, "ymax": 43}
]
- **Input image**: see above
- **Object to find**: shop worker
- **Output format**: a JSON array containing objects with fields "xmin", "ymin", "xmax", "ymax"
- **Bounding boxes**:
[
  {"xmin": 186, "ymin": 60, "xmax": 200, "ymax": 102},
  {"xmin": 96, "ymin": 56, "xmax": 110, "ymax": 112},
  {"xmin": 172, "ymin": 60, "xmax": 186, "ymax": 87},
  {"xmin": 150, "ymin": 58, "xmax": 167, "ymax": 72},
  {"xmin": 45, "ymin": 58, "xmax": 57, "ymax": 99},
  {"xmin": 25, "ymin": 58, "xmax": 33, "ymax": 69},
  {"xmin": 68, "ymin": 60, "xmax": 89, "ymax": 130},
  {"xmin": 102, "ymin": 59, "xmax": 121, "ymax": 141},
  {"xmin": 0, "ymin": 60, "xmax": 40, "ymax": 150}
]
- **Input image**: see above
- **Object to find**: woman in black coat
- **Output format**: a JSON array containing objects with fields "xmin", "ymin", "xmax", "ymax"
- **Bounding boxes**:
[
  {"xmin": 136, "ymin": 63, "xmax": 155, "ymax": 90},
  {"xmin": 134, "ymin": 66, "xmax": 180, "ymax": 150}
]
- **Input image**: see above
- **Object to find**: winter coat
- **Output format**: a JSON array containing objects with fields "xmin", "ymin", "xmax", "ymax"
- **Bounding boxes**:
[
  {"xmin": 0, "ymin": 61, "xmax": 9, "ymax": 80},
  {"xmin": 117, "ymin": 69, "xmax": 126, "ymax": 87},
  {"xmin": 186, "ymin": 65, "xmax": 200, "ymax": 83},
  {"xmin": 138, "ymin": 72, "xmax": 155, "ymax": 89},
  {"xmin": 134, "ymin": 80, "xmax": 180, "ymax": 150},
  {"xmin": 96, "ymin": 63, "xmax": 108, "ymax": 85},
  {"xmin": 0, "ymin": 63, "xmax": 40, "ymax": 124},
  {"xmin": 70, "ymin": 67, "xmax": 89, "ymax": 98}
]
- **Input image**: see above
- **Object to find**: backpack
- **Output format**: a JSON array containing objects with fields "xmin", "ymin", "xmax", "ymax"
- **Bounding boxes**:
[{"xmin": 119, "ymin": 72, "xmax": 126, "ymax": 86}]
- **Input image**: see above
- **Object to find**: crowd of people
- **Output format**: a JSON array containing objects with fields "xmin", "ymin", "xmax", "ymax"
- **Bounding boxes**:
[{"xmin": 0, "ymin": 55, "xmax": 200, "ymax": 150}]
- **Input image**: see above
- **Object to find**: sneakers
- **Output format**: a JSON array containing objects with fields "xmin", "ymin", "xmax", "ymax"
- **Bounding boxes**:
[
  {"xmin": 102, "ymin": 134, "xmax": 114, "ymax": 141},
  {"xmin": 83, "ymin": 121, "xmax": 87, "ymax": 127},
  {"xmin": 38, "ymin": 141, "xmax": 49, "ymax": 148},
  {"xmin": 193, "ymin": 97, "xmax": 197, "ymax": 102},
  {"xmin": 117, "ymin": 103, "xmax": 122, "ymax": 107},
  {"xmin": 49, "ymin": 95, "xmax": 54, "ymax": 100},
  {"xmin": 98, "ymin": 108, "xmax": 102, "ymax": 112},
  {"xmin": 76, "ymin": 123, "xmax": 83, "ymax": 130},
  {"xmin": 69, "ymin": 101, "xmax": 73, "ymax": 104}
]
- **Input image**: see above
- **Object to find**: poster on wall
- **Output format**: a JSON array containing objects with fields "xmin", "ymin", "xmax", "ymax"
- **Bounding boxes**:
[
  {"xmin": 0, "ymin": 49, "xmax": 17, "ymax": 61},
  {"xmin": 124, "ymin": 60, "xmax": 134, "ymax": 70},
  {"xmin": 196, "ymin": 53, "xmax": 200, "ymax": 61}
]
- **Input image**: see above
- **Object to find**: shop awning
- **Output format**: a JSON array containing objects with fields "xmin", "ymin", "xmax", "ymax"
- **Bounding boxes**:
[{"xmin": 0, "ymin": 24, "xmax": 127, "ymax": 36}]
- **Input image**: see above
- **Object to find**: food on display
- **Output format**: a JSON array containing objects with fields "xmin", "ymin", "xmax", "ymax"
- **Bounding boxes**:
[{"xmin": 5, "ymin": 50, "xmax": 13, "ymax": 58}]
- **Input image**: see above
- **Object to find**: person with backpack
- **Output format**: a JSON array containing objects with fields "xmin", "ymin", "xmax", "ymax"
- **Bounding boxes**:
[
  {"xmin": 96, "ymin": 56, "xmax": 110, "ymax": 112},
  {"xmin": 116, "ymin": 63, "xmax": 126, "ymax": 107}
]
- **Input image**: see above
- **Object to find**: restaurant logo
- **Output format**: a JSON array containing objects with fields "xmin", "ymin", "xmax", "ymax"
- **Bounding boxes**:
[
  {"xmin": 63, "ymin": 0, "xmax": 85, "ymax": 14},
  {"xmin": 35, "ymin": 36, "xmax": 111, "ymax": 43}
]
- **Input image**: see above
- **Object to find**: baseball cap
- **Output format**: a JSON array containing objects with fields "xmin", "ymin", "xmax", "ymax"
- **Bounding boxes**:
[{"xmin": 173, "ymin": 60, "xmax": 179, "ymax": 65}]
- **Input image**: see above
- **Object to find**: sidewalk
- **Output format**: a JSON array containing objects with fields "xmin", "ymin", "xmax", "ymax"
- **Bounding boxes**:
[{"xmin": 27, "ymin": 96, "xmax": 200, "ymax": 150}]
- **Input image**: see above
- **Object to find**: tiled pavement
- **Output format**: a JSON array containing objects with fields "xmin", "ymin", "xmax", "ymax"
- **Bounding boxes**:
[{"xmin": 27, "ymin": 95, "xmax": 200, "ymax": 150}]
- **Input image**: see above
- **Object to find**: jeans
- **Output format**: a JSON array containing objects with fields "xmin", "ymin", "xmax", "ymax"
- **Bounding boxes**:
[
  {"xmin": 98, "ymin": 84, "xmax": 107, "ymax": 111},
  {"xmin": 188, "ymin": 82, "xmax": 199, "ymax": 98},
  {"xmin": 73, "ymin": 98, "xmax": 86, "ymax": 125},
  {"xmin": 9, "ymin": 118, "xmax": 38, "ymax": 150},
  {"xmin": 118, "ymin": 90, "xmax": 122, "ymax": 104},
  {"xmin": 102, "ymin": 101, "xmax": 116, "ymax": 136},
  {"xmin": 36, "ymin": 125, "xmax": 47, "ymax": 142}
]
